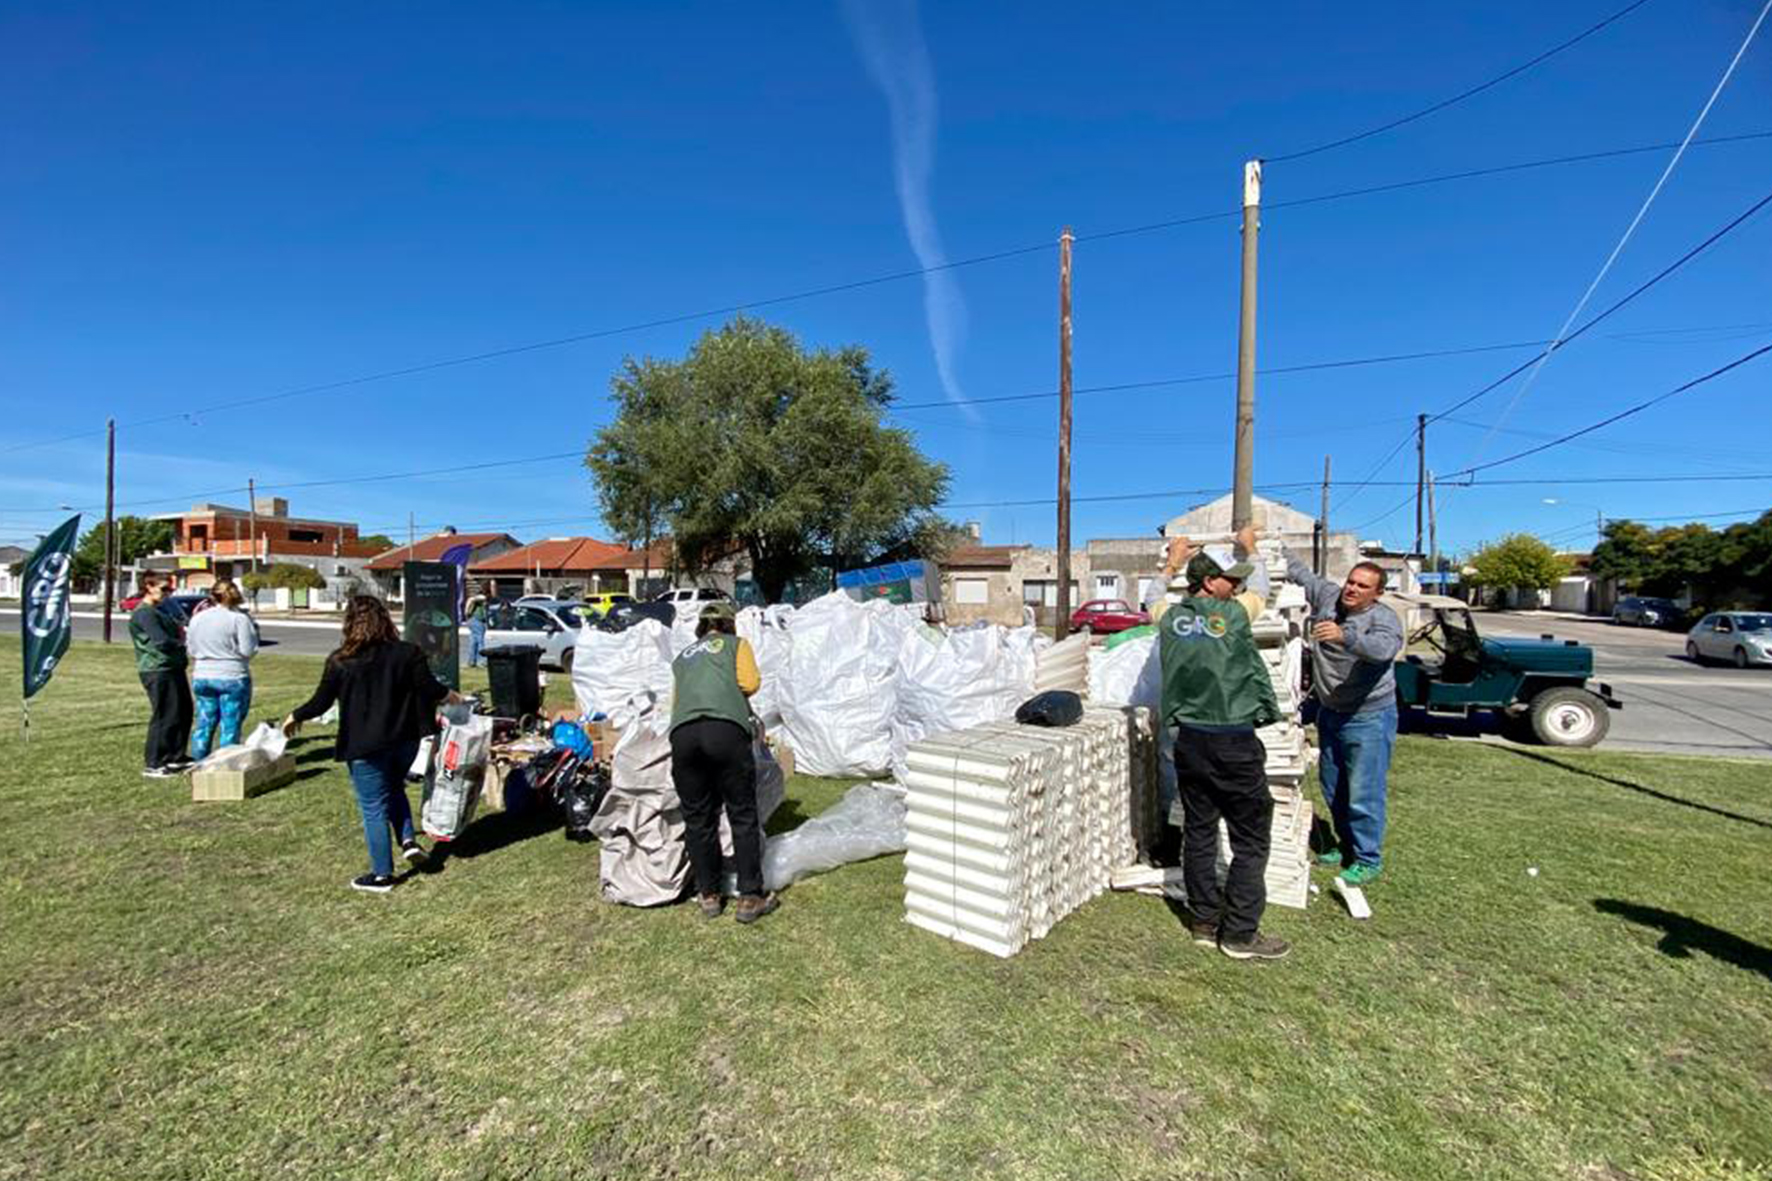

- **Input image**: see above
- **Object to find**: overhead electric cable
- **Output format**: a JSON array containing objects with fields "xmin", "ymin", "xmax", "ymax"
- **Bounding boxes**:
[
  {"xmin": 1462, "ymin": 0, "xmax": 1772, "ymax": 468},
  {"xmin": 3, "ymin": 127, "xmax": 1767, "ymax": 457},
  {"xmin": 1264, "ymin": 0, "xmax": 1657, "ymax": 163}
]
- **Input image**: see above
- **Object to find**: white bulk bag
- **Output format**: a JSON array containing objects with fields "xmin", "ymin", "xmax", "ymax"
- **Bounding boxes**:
[
  {"xmin": 889, "ymin": 622, "xmax": 1038, "ymax": 779},
  {"xmin": 1087, "ymin": 632, "xmax": 1162, "ymax": 710},
  {"xmin": 570, "ymin": 619, "xmax": 675, "ymax": 718},
  {"xmin": 736, "ymin": 605, "xmax": 794, "ymax": 730},
  {"xmin": 777, "ymin": 592, "xmax": 904, "ymax": 777}
]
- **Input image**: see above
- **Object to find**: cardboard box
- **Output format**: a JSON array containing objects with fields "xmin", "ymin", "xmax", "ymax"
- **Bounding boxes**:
[{"xmin": 191, "ymin": 753, "xmax": 298, "ymax": 801}]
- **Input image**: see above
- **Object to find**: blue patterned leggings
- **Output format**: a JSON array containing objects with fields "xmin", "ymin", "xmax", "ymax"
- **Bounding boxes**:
[{"xmin": 191, "ymin": 677, "xmax": 252, "ymax": 759}]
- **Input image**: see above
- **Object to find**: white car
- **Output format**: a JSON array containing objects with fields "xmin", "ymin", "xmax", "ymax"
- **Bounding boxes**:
[
  {"xmin": 653, "ymin": 586, "xmax": 730, "ymax": 607},
  {"xmin": 483, "ymin": 599, "xmax": 587, "ymax": 671},
  {"xmin": 1686, "ymin": 612, "xmax": 1772, "ymax": 669}
]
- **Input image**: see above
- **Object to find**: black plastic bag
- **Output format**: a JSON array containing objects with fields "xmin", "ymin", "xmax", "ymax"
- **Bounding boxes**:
[
  {"xmin": 561, "ymin": 764, "xmax": 610, "ymax": 842},
  {"xmin": 1015, "ymin": 690, "xmax": 1084, "ymax": 727}
]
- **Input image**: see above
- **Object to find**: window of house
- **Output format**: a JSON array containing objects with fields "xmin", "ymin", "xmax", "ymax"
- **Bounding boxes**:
[
  {"xmin": 954, "ymin": 577, "xmax": 988, "ymax": 605},
  {"xmin": 289, "ymin": 528, "xmax": 324, "ymax": 544},
  {"xmin": 1022, "ymin": 580, "xmax": 1078, "ymax": 608}
]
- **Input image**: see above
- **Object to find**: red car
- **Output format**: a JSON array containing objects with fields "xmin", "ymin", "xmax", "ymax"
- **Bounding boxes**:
[{"xmin": 1070, "ymin": 599, "xmax": 1150, "ymax": 635}]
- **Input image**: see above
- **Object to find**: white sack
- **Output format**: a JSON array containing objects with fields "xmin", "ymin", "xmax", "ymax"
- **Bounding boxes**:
[
  {"xmin": 1087, "ymin": 632, "xmax": 1162, "ymax": 710},
  {"xmin": 777, "ymin": 593, "xmax": 915, "ymax": 777},
  {"xmin": 889, "ymin": 622, "xmax": 1038, "ymax": 779},
  {"xmin": 194, "ymin": 722, "xmax": 288, "ymax": 774},
  {"xmin": 570, "ymin": 619, "xmax": 674, "ymax": 717},
  {"xmin": 421, "ymin": 705, "xmax": 493, "ymax": 841},
  {"xmin": 736, "ymin": 605, "xmax": 794, "ymax": 730},
  {"xmin": 590, "ymin": 692, "xmax": 687, "ymax": 906}
]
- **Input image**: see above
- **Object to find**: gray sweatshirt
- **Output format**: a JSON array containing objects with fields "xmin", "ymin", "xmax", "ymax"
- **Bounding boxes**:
[
  {"xmin": 186, "ymin": 606, "xmax": 260, "ymax": 680},
  {"xmin": 1283, "ymin": 550, "xmax": 1403, "ymax": 714}
]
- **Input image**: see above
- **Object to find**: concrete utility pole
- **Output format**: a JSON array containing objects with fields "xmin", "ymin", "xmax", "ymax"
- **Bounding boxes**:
[
  {"xmin": 1055, "ymin": 226, "xmax": 1075, "ymax": 640},
  {"xmin": 1317, "ymin": 454, "xmax": 1331, "ymax": 577},
  {"xmin": 248, "ymin": 478, "xmax": 260, "ymax": 575},
  {"xmin": 1232, "ymin": 160, "xmax": 1261, "ymax": 530},
  {"xmin": 1427, "ymin": 469, "xmax": 1440, "ymax": 579},
  {"xmin": 102, "ymin": 418, "xmax": 115, "ymax": 643},
  {"xmin": 1414, "ymin": 413, "xmax": 1427, "ymax": 558}
]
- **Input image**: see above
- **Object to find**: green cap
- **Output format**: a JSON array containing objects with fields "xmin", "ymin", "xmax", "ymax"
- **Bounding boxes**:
[
  {"xmin": 699, "ymin": 601, "xmax": 737, "ymax": 623},
  {"xmin": 1186, "ymin": 551, "xmax": 1255, "ymax": 587}
]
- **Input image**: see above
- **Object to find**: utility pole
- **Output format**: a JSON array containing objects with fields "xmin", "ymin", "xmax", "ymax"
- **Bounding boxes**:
[
  {"xmin": 408, "ymin": 511, "xmax": 416, "ymax": 553},
  {"xmin": 102, "ymin": 418, "xmax": 116, "ymax": 643},
  {"xmin": 1414, "ymin": 413, "xmax": 1427, "ymax": 558},
  {"xmin": 1427, "ymin": 469, "xmax": 1439, "ymax": 583},
  {"xmin": 1055, "ymin": 226, "xmax": 1074, "ymax": 640},
  {"xmin": 1232, "ymin": 160, "xmax": 1261, "ymax": 530},
  {"xmin": 1317, "ymin": 455, "xmax": 1331, "ymax": 577},
  {"xmin": 248, "ymin": 477, "xmax": 260, "ymax": 576}
]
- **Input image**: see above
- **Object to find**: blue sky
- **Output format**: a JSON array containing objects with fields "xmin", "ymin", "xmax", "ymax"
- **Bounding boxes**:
[{"xmin": 2, "ymin": 0, "xmax": 1768, "ymax": 558}]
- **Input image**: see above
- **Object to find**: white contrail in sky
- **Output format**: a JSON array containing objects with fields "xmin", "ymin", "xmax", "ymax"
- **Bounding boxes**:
[{"xmin": 843, "ymin": 0, "xmax": 975, "ymax": 417}]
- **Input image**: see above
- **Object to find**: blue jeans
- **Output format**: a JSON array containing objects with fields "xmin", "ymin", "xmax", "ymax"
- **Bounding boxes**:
[
  {"xmin": 467, "ymin": 621, "xmax": 486, "ymax": 667},
  {"xmin": 347, "ymin": 741, "xmax": 421, "ymax": 878},
  {"xmin": 1315, "ymin": 704, "xmax": 1398, "ymax": 869},
  {"xmin": 190, "ymin": 676, "xmax": 252, "ymax": 759}
]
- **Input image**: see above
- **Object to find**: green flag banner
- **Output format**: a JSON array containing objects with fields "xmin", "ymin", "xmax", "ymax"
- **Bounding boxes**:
[{"xmin": 22, "ymin": 514, "xmax": 80, "ymax": 701}]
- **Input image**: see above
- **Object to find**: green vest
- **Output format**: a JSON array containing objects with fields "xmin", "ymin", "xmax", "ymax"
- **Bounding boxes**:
[
  {"xmin": 669, "ymin": 635, "xmax": 753, "ymax": 735},
  {"xmin": 1158, "ymin": 594, "xmax": 1279, "ymax": 729}
]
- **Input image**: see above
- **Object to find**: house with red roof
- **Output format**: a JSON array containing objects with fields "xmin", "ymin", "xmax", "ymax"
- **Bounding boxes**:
[{"xmin": 366, "ymin": 531, "xmax": 521, "ymax": 600}]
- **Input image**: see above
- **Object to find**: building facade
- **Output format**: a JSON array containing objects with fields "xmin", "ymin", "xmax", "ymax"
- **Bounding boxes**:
[{"xmin": 147, "ymin": 499, "xmax": 387, "ymax": 601}]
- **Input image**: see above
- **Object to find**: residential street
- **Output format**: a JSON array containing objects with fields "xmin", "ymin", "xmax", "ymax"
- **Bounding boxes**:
[{"xmin": 1478, "ymin": 611, "xmax": 1772, "ymax": 760}]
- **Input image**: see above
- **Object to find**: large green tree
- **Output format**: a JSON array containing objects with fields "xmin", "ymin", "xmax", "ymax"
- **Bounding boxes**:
[
  {"xmin": 1466, "ymin": 533, "xmax": 1569, "ymax": 593},
  {"xmin": 1590, "ymin": 512, "xmax": 1772, "ymax": 605},
  {"xmin": 70, "ymin": 515, "xmax": 173, "ymax": 588},
  {"xmin": 587, "ymin": 318, "xmax": 953, "ymax": 603}
]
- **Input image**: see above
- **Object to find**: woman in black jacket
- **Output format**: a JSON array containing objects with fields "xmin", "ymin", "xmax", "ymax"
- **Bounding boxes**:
[{"xmin": 285, "ymin": 595, "xmax": 457, "ymax": 894}]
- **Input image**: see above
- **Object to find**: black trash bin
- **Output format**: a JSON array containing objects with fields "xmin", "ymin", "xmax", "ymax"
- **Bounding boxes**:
[{"xmin": 483, "ymin": 645, "xmax": 543, "ymax": 720}]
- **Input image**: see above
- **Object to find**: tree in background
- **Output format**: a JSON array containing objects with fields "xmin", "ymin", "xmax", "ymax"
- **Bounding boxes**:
[
  {"xmin": 69, "ymin": 516, "xmax": 173, "ymax": 589},
  {"xmin": 587, "ymin": 317, "xmax": 953, "ymax": 603},
  {"xmin": 358, "ymin": 534, "xmax": 396, "ymax": 554},
  {"xmin": 242, "ymin": 563, "xmax": 326, "ymax": 601},
  {"xmin": 1590, "ymin": 511, "xmax": 1772, "ymax": 607},
  {"xmin": 1466, "ymin": 534, "xmax": 1569, "ymax": 594}
]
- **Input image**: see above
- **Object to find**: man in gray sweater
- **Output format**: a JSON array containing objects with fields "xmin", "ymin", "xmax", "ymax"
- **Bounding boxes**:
[{"xmin": 1283, "ymin": 550, "xmax": 1404, "ymax": 887}]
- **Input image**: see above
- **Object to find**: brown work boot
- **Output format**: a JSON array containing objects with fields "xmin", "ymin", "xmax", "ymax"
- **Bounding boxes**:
[
  {"xmin": 733, "ymin": 892, "xmax": 780, "ymax": 925},
  {"xmin": 1184, "ymin": 911, "xmax": 1219, "ymax": 947},
  {"xmin": 1219, "ymin": 931, "xmax": 1291, "ymax": 961},
  {"xmin": 696, "ymin": 892, "xmax": 725, "ymax": 920}
]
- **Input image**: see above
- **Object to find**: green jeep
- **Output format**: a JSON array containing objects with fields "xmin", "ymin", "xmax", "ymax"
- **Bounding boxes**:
[{"xmin": 1388, "ymin": 592, "xmax": 1621, "ymax": 748}]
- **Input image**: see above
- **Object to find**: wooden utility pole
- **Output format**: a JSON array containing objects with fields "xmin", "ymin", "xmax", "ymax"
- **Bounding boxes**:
[
  {"xmin": 1232, "ymin": 160, "xmax": 1261, "ymax": 529},
  {"xmin": 1414, "ymin": 413, "xmax": 1427, "ymax": 558},
  {"xmin": 1317, "ymin": 455, "xmax": 1331, "ymax": 577},
  {"xmin": 101, "ymin": 418, "xmax": 116, "ymax": 643},
  {"xmin": 248, "ymin": 478, "xmax": 260, "ymax": 575},
  {"xmin": 1054, "ymin": 226, "xmax": 1075, "ymax": 640}
]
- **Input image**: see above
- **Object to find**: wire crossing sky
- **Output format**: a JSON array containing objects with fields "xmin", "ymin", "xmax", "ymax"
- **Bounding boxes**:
[{"xmin": 1, "ymin": 1, "xmax": 1767, "ymax": 555}]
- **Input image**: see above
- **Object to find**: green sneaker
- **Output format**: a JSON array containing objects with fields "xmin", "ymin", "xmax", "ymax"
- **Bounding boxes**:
[
  {"xmin": 1339, "ymin": 862, "xmax": 1382, "ymax": 888},
  {"xmin": 1315, "ymin": 849, "xmax": 1345, "ymax": 867}
]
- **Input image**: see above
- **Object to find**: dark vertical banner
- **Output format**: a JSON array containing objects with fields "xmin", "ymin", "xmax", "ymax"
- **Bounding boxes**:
[
  {"xmin": 404, "ymin": 560, "xmax": 460, "ymax": 690},
  {"xmin": 22, "ymin": 514, "xmax": 81, "ymax": 702},
  {"xmin": 439, "ymin": 541, "xmax": 473, "ymax": 618}
]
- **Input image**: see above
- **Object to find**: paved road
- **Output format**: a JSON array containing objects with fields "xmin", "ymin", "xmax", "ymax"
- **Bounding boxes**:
[
  {"xmin": 1478, "ymin": 611, "xmax": 1772, "ymax": 759},
  {"xmin": 12, "ymin": 608, "xmax": 1768, "ymax": 758}
]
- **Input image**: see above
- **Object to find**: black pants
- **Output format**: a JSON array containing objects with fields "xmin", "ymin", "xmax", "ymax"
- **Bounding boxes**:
[
  {"xmin": 670, "ymin": 719, "xmax": 762, "ymax": 897},
  {"xmin": 141, "ymin": 670, "xmax": 193, "ymax": 770},
  {"xmin": 1174, "ymin": 724, "xmax": 1273, "ymax": 942}
]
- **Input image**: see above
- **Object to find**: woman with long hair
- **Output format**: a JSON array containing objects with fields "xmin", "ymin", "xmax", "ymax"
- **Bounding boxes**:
[
  {"xmin": 185, "ymin": 579, "xmax": 260, "ymax": 760},
  {"xmin": 669, "ymin": 601, "xmax": 778, "ymax": 923},
  {"xmin": 285, "ymin": 595, "xmax": 458, "ymax": 894}
]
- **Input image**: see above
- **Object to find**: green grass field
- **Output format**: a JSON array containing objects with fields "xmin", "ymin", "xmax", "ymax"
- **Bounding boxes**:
[{"xmin": 3, "ymin": 636, "xmax": 1770, "ymax": 1180}]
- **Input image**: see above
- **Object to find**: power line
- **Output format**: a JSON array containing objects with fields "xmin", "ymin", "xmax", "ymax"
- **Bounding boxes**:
[
  {"xmin": 1333, "ymin": 186, "xmax": 1772, "ymax": 513},
  {"xmin": 4, "ymin": 129, "xmax": 1768, "ymax": 458},
  {"xmin": 1444, "ymin": 344, "xmax": 1772, "ymax": 479},
  {"xmin": 1463, "ymin": 0, "xmax": 1772, "ymax": 468},
  {"xmin": 1264, "ymin": 0, "xmax": 1658, "ymax": 163}
]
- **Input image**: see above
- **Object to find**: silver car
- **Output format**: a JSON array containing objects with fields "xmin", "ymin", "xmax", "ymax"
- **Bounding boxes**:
[
  {"xmin": 483, "ymin": 599, "xmax": 588, "ymax": 671},
  {"xmin": 1686, "ymin": 612, "xmax": 1772, "ymax": 669}
]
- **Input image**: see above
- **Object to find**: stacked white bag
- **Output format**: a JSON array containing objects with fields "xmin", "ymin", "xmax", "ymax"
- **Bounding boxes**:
[
  {"xmin": 888, "ymin": 621, "xmax": 1039, "ymax": 779},
  {"xmin": 776, "ymin": 592, "xmax": 920, "ymax": 777},
  {"xmin": 735, "ymin": 604, "xmax": 795, "ymax": 730},
  {"xmin": 570, "ymin": 619, "xmax": 674, "ymax": 718}
]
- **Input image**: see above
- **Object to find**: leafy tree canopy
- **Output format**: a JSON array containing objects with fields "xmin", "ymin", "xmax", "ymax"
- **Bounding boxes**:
[
  {"xmin": 586, "ymin": 317, "xmax": 953, "ymax": 603},
  {"xmin": 1591, "ymin": 511, "xmax": 1772, "ymax": 603},
  {"xmin": 242, "ymin": 563, "xmax": 326, "ymax": 594},
  {"xmin": 358, "ymin": 534, "xmax": 396, "ymax": 554},
  {"xmin": 1465, "ymin": 533, "xmax": 1569, "ymax": 592},
  {"xmin": 70, "ymin": 516, "xmax": 173, "ymax": 586}
]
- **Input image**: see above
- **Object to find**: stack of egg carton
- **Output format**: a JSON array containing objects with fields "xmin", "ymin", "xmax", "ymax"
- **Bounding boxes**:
[
  {"xmin": 900, "ymin": 707, "xmax": 1156, "ymax": 957},
  {"xmin": 1231, "ymin": 538, "xmax": 1315, "ymax": 909}
]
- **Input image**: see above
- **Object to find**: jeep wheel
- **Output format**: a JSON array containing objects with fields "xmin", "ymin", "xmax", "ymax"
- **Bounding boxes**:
[
  {"xmin": 1529, "ymin": 687, "xmax": 1609, "ymax": 748},
  {"xmin": 1685, "ymin": 641, "xmax": 1704, "ymax": 666}
]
